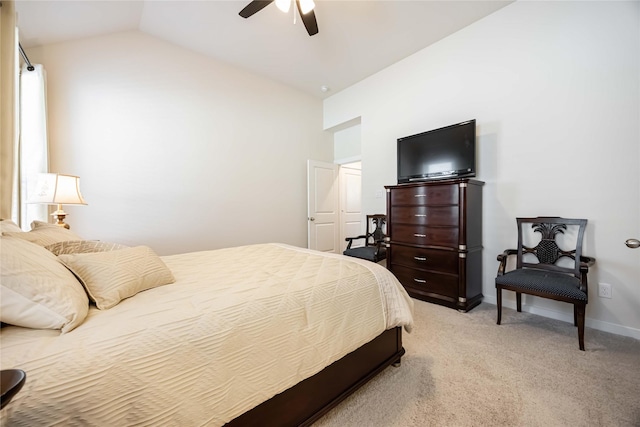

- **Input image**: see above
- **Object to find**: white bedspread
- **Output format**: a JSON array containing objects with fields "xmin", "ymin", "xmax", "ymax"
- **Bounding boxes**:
[{"xmin": 0, "ymin": 244, "xmax": 413, "ymax": 426}]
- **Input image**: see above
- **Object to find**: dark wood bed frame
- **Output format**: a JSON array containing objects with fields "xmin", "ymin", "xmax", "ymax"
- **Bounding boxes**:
[{"xmin": 227, "ymin": 327, "xmax": 404, "ymax": 426}]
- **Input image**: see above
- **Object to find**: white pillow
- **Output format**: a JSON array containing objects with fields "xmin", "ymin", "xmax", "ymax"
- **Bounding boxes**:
[
  {"xmin": 0, "ymin": 219, "xmax": 22, "ymax": 233},
  {"xmin": 3, "ymin": 224, "xmax": 83, "ymax": 246},
  {"xmin": 59, "ymin": 246, "xmax": 175, "ymax": 310},
  {"xmin": 0, "ymin": 236, "xmax": 89, "ymax": 332},
  {"xmin": 30, "ymin": 220, "xmax": 56, "ymax": 229}
]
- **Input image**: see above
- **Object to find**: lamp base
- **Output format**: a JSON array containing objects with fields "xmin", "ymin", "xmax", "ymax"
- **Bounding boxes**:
[{"xmin": 51, "ymin": 208, "xmax": 70, "ymax": 229}]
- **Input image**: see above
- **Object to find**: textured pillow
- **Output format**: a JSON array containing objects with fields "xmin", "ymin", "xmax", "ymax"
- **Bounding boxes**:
[
  {"xmin": 30, "ymin": 220, "xmax": 56, "ymax": 229},
  {"xmin": 0, "ymin": 236, "xmax": 89, "ymax": 332},
  {"xmin": 3, "ymin": 224, "xmax": 83, "ymax": 246},
  {"xmin": 45, "ymin": 240, "xmax": 128, "ymax": 256},
  {"xmin": 0, "ymin": 219, "xmax": 23, "ymax": 233},
  {"xmin": 59, "ymin": 246, "xmax": 175, "ymax": 310}
]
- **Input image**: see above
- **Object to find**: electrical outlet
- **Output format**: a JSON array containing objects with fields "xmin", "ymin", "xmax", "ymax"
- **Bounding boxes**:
[
  {"xmin": 598, "ymin": 283, "xmax": 612, "ymax": 299},
  {"xmin": 375, "ymin": 190, "xmax": 384, "ymax": 199}
]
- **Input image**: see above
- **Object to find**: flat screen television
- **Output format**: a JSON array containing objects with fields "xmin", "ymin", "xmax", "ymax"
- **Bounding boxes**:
[{"xmin": 397, "ymin": 119, "xmax": 476, "ymax": 184}]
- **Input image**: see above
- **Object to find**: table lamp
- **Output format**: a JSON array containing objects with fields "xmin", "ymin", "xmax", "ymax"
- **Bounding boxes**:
[{"xmin": 29, "ymin": 173, "xmax": 87, "ymax": 229}]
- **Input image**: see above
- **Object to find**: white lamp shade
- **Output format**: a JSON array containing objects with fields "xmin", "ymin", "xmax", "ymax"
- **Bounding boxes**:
[{"xmin": 29, "ymin": 173, "xmax": 87, "ymax": 205}]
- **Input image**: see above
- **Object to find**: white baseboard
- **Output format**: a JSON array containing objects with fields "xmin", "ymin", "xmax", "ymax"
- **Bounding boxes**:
[{"xmin": 482, "ymin": 295, "xmax": 640, "ymax": 341}]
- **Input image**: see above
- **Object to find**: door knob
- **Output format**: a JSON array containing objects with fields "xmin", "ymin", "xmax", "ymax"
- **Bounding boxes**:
[
  {"xmin": 625, "ymin": 238, "xmax": 640, "ymax": 249},
  {"xmin": 309, "ymin": 217, "xmax": 315, "ymax": 221}
]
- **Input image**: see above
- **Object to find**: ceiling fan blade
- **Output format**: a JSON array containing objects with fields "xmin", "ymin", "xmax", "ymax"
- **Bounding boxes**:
[
  {"xmin": 239, "ymin": 0, "xmax": 274, "ymax": 18},
  {"xmin": 295, "ymin": 0, "xmax": 319, "ymax": 36}
]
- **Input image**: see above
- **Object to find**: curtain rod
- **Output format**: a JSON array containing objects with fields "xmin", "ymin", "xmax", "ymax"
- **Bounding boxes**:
[{"xmin": 19, "ymin": 43, "xmax": 35, "ymax": 72}]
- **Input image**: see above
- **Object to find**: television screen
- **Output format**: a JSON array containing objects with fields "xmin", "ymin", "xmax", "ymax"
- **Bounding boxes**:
[{"xmin": 397, "ymin": 119, "xmax": 476, "ymax": 183}]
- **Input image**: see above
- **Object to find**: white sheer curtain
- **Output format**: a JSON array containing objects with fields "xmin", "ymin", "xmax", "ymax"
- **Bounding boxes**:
[{"xmin": 13, "ymin": 63, "xmax": 49, "ymax": 229}]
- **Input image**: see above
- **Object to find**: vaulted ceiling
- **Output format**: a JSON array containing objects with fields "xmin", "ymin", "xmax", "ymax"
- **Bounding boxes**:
[{"xmin": 15, "ymin": 1, "xmax": 512, "ymax": 98}]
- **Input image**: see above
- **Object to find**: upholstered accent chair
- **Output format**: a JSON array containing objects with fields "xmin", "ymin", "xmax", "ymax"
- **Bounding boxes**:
[
  {"xmin": 343, "ymin": 214, "xmax": 387, "ymax": 263},
  {"xmin": 495, "ymin": 217, "xmax": 595, "ymax": 350}
]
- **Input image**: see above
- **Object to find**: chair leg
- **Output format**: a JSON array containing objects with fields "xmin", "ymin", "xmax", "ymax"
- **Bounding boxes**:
[
  {"xmin": 516, "ymin": 292, "xmax": 522, "ymax": 312},
  {"xmin": 573, "ymin": 305, "xmax": 578, "ymax": 327},
  {"xmin": 496, "ymin": 287, "xmax": 502, "ymax": 325},
  {"xmin": 576, "ymin": 303, "xmax": 586, "ymax": 351}
]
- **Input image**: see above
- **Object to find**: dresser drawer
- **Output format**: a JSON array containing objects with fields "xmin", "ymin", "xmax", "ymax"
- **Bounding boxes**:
[
  {"xmin": 391, "ymin": 264, "xmax": 458, "ymax": 299},
  {"xmin": 390, "ymin": 245, "xmax": 458, "ymax": 274},
  {"xmin": 392, "ymin": 224, "xmax": 458, "ymax": 247},
  {"xmin": 390, "ymin": 184, "xmax": 458, "ymax": 206},
  {"xmin": 390, "ymin": 206, "xmax": 458, "ymax": 226}
]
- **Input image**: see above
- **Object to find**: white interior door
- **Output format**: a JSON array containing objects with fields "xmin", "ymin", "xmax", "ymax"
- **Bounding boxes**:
[
  {"xmin": 340, "ymin": 164, "xmax": 362, "ymax": 252},
  {"xmin": 307, "ymin": 160, "xmax": 339, "ymax": 252}
]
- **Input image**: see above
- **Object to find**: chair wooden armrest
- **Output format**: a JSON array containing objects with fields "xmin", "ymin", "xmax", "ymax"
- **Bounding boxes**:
[
  {"xmin": 579, "ymin": 256, "xmax": 595, "ymax": 281},
  {"xmin": 578, "ymin": 256, "xmax": 595, "ymax": 293},
  {"xmin": 580, "ymin": 255, "xmax": 596, "ymax": 269},
  {"xmin": 345, "ymin": 235, "xmax": 366, "ymax": 250},
  {"xmin": 496, "ymin": 249, "xmax": 518, "ymax": 276}
]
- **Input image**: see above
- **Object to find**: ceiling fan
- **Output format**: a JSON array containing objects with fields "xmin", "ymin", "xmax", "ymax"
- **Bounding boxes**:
[{"xmin": 239, "ymin": 0, "xmax": 319, "ymax": 36}]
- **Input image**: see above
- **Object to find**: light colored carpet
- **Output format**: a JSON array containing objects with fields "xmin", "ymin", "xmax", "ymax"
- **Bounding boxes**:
[{"xmin": 315, "ymin": 300, "xmax": 640, "ymax": 426}]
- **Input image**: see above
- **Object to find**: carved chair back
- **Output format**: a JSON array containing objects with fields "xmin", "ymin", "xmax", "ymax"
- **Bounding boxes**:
[
  {"xmin": 366, "ymin": 214, "xmax": 386, "ymax": 247},
  {"xmin": 516, "ymin": 217, "xmax": 587, "ymax": 279}
]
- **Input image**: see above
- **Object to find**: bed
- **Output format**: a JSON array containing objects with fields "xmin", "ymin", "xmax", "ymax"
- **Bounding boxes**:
[{"xmin": 0, "ymin": 220, "xmax": 414, "ymax": 426}]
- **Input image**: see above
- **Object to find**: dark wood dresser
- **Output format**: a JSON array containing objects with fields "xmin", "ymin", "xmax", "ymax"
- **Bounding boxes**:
[{"xmin": 385, "ymin": 179, "xmax": 484, "ymax": 311}]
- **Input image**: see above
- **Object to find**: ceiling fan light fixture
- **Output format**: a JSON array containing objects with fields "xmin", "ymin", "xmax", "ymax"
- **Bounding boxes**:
[
  {"xmin": 299, "ymin": 0, "xmax": 315, "ymax": 15},
  {"xmin": 275, "ymin": 0, "xmax": 291, "ymax": 13},
  {"xmin": 239, "ymin": 0, "xmax": 318, "ymax": 36}
]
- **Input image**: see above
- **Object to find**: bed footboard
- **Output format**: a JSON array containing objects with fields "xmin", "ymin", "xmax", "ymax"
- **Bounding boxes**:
[{"xmin": 226, "ymin": 327, "xmax": 404, "ymax": 427}]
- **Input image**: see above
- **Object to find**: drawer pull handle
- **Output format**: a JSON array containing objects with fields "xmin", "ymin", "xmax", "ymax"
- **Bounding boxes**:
[
  {"xmin": 414, "ymin": 278, "xmax": 427, "ymax": 283},
  {"xmin": 414, "ymin": 214, "xmax": 426, "ymax": 217},
  {"xmin": 414, "ymin": 233, "xmax": 426, "ymax": 238},
  {"xmin": 414, "ymin": 194, "xmax": 427, "ymax": 198},
  {"xmin": 414, "ymin": 256, "xmax": 427, "ymax": 261}
]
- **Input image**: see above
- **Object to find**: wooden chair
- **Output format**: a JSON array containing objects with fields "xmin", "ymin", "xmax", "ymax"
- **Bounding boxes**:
[
  {"xmin": 343, "ymin": 214, "xmax": 387, "ymax": 263},
  {"xmin": 495, "ymin": 217, "xmax": 595, "ymax": 350}
]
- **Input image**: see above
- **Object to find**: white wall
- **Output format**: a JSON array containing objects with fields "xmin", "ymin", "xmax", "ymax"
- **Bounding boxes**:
[
  {"xmin": 324, "ymin": 1, "xmax": 640, "ymax": 338},
  {"xmin": 28, "ymin": 31, "xmax": 332, "ymax": 255},
  {"xmin": 334, "ymin": 124, "xmax": 361, "ymax": 163}
]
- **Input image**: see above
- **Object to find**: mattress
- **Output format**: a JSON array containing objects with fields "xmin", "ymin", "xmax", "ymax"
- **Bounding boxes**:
[{"xmin": 0, "ymin": 243, "xmax": 413, "ymax": 426}]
